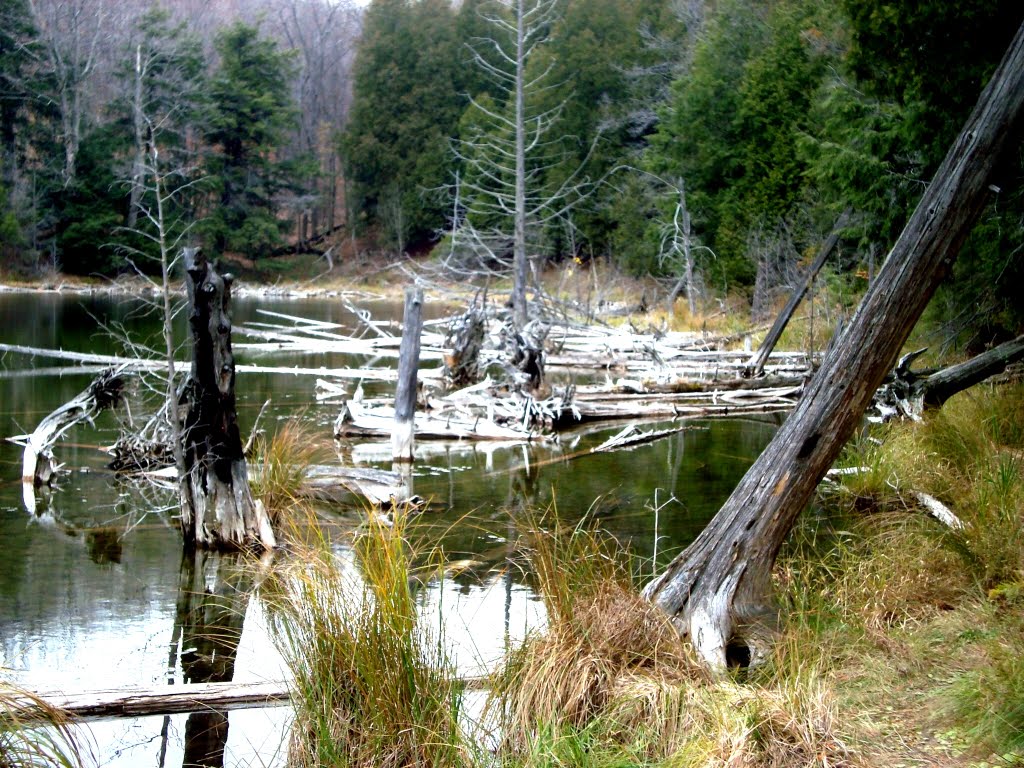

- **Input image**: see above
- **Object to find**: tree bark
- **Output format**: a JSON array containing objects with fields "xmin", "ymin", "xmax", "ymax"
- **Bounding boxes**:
[
  {"xmin": 511, "ymin": 0, "xmax": 529, "ymax": 329},
  {"xmin": 179, "ymin": 247, "xmax": 275, "ymax": 551},
  {"xmin": 17, "ymin": 367, "xmax": 126, "ymax": 488},
  {"xmin": 743, "ymin": 210, "xmax": 849, "ymax": 378},
  {"xmin": 644, "ymin": 22, "xmax": 1024, "ymax": 670},
  {"xmin": 392, "ymin": 286, "xmax": 424, "ymax": 462},
  {"xmin": 922, "ymin": 334, "xmax": 1024, "ymax": 409}
]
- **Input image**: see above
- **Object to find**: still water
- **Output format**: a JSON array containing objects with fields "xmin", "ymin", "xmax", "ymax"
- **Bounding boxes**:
[{"xmin": 0, "ymin": 291, "xmax": 780, "ymax": 766}]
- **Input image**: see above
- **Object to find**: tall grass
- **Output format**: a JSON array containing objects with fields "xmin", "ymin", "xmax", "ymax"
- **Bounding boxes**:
[
  {"xmin": 0, "ymin": 683, "xmax": 93, "ymax": 768},
  {"xmin": 813, "ymin": 382, "xmax": 1024, "ymax": 759},
  {"xmin": 250, "ymin": 418, "xmax": 329, "ymax": 527},
  {"xmin": 490, "ymin": 511, "xmax": 855, "ymax": 768},
  {"xmin": 266, "ymin": 507, "xmax": 468, "ymax": 768}
]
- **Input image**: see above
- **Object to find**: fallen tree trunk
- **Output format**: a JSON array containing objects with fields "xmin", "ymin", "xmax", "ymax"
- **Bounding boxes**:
[
  {"xmin": 872, "ymin": 334, "xmax": 1024, "ymax": 420},
  {"xmin": 179, "ymin": 248, "xmax": 275, "ymax": 552},
  {"xmin": 6, "ymin": 680, "xmax": 289, "ymax": 722},
  {"xmin": 922, "ymin": 333, "xmax": 1024, "ymax": 408},
  {"xmin": 643, "ymin": 23, "xmax": 1024, "ymax": 670},
  {"xmin": 11, "ymin": 367, "xmax": 127, "ymax": 486}
]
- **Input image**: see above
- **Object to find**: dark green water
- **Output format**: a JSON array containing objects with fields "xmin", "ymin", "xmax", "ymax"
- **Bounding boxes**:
[{"xmin": 0, "ymin": 291, "xmax": 780, "ymax": 767}]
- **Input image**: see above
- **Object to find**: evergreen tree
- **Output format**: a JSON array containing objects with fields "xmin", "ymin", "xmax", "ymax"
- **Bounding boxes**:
[
  {"xmin": 648, "ymin": 0, "xmax": 832, "ymax": 291},
  {"xmin": 341, "ymin": 0, "xmax": 464, "ymax": 252},
  {"xmin": 202, "ymin": 22, "xmax": 298, "ymax": 261},
  {"xmin": 836, "ymin": 0, "xmax": 1024, "ymax": 344}
]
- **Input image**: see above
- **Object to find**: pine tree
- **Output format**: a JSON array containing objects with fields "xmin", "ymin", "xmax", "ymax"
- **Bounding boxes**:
[{"xmin": 202, "ymin": 22, "xmax": 298, "ymax": 261}]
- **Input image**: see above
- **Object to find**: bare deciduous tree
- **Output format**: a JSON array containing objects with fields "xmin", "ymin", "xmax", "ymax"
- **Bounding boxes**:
[{"xmin": 446, "ymin": 0, "xmax": 597, "ymax": 328}]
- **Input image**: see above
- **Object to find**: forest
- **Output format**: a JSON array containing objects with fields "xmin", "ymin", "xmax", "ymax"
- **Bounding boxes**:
[{"xmin": 0, "ymin": 0, "xmax": 1022, "ymax": 346}]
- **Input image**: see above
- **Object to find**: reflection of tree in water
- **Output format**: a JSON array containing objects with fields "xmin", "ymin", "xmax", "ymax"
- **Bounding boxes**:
[
  {"xmin": 85, "ymin": 528, "xmax": 122, "ymax": 565},
  {"xmin": 164, "ymin": 551, "xmax": 253, "ymax": 768}
]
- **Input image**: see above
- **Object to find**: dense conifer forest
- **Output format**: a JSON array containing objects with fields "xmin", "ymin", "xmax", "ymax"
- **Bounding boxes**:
[{"xmin": 1, "ymin": 0, "xmax": 1021, "ymax": 341}]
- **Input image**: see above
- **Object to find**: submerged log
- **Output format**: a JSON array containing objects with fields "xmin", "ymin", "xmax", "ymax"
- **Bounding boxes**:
[{"xmin": 179, "ymin": 248, "xmax": 275, "ymax": 552}]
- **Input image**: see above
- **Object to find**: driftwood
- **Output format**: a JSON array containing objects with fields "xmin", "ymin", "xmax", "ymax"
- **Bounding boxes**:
[
  {"xmin": 6, "ymin": 680, "xmax": 289, "ymax": 722},
  {"xmin": 874, "ymin": 334, "xmax": 1024, "ymax": 421},
  {"xmin": 334, "ymin": 376, "xmax": 801, "ymax": 444},
  {"xmin": 179, "ymin": 248, "xmax": 275, "ymax": 552},
  {"xmin": 9, "ymin": 367, "xmax": 128, "ymax": 487},
  {"xmin": 822, "ymin": 467, "xmax": 965, "ymax": 530},
  {"xmin": 591, "ymin": 423, "xmax": 690, "ymax": 453},
  {"xmin": 336, "ymin": 399, "xmax": 541, "ymax": 442}
]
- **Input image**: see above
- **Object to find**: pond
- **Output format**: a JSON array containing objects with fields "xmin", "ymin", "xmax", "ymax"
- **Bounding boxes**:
[{"xmin": 0, "ymin": 291, "xmax": 780, "ymax": 767}]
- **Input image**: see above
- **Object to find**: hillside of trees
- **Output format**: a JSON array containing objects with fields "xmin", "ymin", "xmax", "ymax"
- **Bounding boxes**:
[{"xmin": 1, "ymin": 0, "xmax": 1021, "ymax": 345}]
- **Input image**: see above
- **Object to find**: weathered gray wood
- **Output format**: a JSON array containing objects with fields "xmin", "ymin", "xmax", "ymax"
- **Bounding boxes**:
[
  {"xmin": 743, "ymin": 210, "xmax": 849, "ymax": 378},
  {"xmin": 444, "ymin": 301, "xmax": 488, "ymax": 388},
  {"xmin": 392, "ymin": 287, "xmax": 424, "ymax": 462},
  {"xmin": 9, "ymin": 681, "xmax": 289, "ymax": 722},
  {"xmin": 922, "ymin": 333, "xmax": 1024, "ymax": 408},
  {"xmin": 11, "ymin": 367, "xmax": 127, "ymax": 487},
  {"xmin": 179, "ymin": 248, "xmax": 275, "ymax": 551},
  {"xmin": 644, "ymin": 22, "xmax": 1024, "ymax": 670}
]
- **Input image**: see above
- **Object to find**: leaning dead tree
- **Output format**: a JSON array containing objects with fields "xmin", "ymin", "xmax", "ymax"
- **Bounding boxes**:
[
  {"xmin": 743, "ymin": 209, "xmax": 849, "ymax": 378},
  {"xmin": 179, "ymin": 248, "xmax": 275, "ymax": 551},
  {"xmin": 644, "ymin": 22, "xmax": 1024, "ymax": 670}
]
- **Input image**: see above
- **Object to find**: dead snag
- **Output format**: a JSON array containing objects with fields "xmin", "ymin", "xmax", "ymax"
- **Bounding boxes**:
[
  {"xmin": 393, "ymin": 286, "xmax": 424, "ymax": 462},
  {"xmin": 15, "ymin": 367, "xmax": 127, "ymax": 487},
  {"xmin": 504, "ymin": 320, "xmax": 546, "ymax": 392},
  {"xmin": 179, "ymin": 248, "xmax": 275, "ymax": 552},
  {"xmin": 743, "ymin": 209, "xmax": 849, "ymax": 379},
  {"xmin": 444, "ymin": 300, "xmax": 488, "ymax": 388},
  {"xmin": 644, "ymin": 22, "xmax": 1024, "ymax": 671}
]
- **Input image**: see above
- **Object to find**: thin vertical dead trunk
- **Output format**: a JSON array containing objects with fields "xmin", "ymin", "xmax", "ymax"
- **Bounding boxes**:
[
  {"xmin": 392, "ymin": 286, "xmax": 424, "ymax": 462},
  {"xmin": 511, "ymin": 0, "xmax": 528, "ymax": 329}
]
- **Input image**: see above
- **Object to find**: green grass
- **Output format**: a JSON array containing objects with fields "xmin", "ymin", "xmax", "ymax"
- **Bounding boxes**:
[{"xmin": 265, "ymin": 507, "xmax": 468, "ymax": 768}]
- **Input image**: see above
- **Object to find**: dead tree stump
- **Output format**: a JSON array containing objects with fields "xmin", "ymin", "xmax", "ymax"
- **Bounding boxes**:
[
  {"xmin": 392, "ymin": 286, "xmax": 424, "ymax": 462},
  {"xmin": 444, "ymin": 302, "xmax": 487, "ymax": 388},
  {"xmin": 179, "ymin": 248, "xmax": 275, "ymax": 552}
]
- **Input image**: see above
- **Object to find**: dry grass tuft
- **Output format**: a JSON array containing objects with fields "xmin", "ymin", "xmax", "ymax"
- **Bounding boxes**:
[
  {"xmin": 266, "ymin": 508, "xmax": 468, "ymax": 768},
  {"xmin": 0, "ymin": 682, "xmax": 94, "ymax": 768},
  {"xmin": 250, "ymin": 418, "xmax": 331, "ymax": 531}
]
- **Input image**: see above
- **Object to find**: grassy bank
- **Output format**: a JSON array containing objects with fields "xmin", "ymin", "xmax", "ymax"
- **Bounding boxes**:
[{"xmin": 258, "ymin": 379, "xmax": 1023, "ymax": 767}]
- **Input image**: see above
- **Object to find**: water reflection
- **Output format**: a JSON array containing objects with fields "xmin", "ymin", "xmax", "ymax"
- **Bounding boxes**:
[{"xmin": 172, "ymin": 551, "xmax": 253, "ymax": 768}]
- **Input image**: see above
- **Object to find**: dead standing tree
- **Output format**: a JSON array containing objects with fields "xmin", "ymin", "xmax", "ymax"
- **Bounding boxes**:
[
  {"xmin": 179, "ymin": 248, "xmax": 275, "ymax": 551},
  {"xmin": 643, "ymin": 22, "xmax": 1024, "ymax": 670}
]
